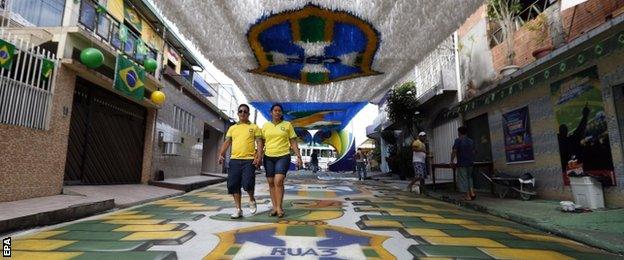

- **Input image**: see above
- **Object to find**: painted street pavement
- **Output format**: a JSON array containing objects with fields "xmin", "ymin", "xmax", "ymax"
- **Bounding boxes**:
[{"xmin": 9, "ymin": 174, "xmax": 619, "ymax": 259}]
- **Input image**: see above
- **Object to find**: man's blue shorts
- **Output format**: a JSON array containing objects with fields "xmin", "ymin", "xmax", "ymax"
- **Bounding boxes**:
[{"xmin": 227, "ymin": 159, "xmax": 256, "ymax": 194}]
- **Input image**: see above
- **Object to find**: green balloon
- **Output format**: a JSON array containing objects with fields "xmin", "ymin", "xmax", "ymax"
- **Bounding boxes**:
[
  {"xmin": 80, "ymin": 48, "xmax": 104, "ymax": 69},
  {"xmin": 144, "ymin": 58, "xmax": 158, "ymax": 72}
]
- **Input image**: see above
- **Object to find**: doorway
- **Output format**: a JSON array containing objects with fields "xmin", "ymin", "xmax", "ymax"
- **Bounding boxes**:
[
  {"xmin": 465, "ymin": 113, "xmax": 493, "ymax": 190},
  {"xmin": 64, "ymin": 77, "xmax": 146, "ymax": 185}
]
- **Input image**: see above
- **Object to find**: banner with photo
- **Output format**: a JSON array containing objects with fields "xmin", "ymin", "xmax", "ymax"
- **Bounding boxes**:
[
  {"xmin": 503, "ymin": 106, "xmax": 535, "ymax": 163},
  {"xmin": 550, "ymin": 66, "xmax": 616, "ymax": 186}
]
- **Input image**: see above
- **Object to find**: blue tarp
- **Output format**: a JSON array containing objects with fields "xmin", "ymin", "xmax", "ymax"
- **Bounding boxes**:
[{"xmin": 250, "ymin": 102, "xmax": 367, "ymax": 131}]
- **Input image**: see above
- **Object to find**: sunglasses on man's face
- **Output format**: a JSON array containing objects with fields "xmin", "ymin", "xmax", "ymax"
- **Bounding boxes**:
[{"xmin": 238, "ymin": 110, "xmax": 249, "ymax": 114}]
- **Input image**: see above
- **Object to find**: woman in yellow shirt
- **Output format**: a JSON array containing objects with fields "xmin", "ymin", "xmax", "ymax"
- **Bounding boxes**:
[{"xmin": 261, "ymin": 103, "xmax": 303, "ymax": 218}]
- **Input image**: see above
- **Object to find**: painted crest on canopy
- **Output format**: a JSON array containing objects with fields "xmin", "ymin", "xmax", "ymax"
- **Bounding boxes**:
[{"xmin": 247, "ymin": 4, "xmax": 381, "ymax": 85}]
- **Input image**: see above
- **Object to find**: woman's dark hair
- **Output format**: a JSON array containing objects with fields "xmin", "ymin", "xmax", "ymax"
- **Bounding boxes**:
[
  {"xmin": 238, "ymin": 104, "xmax": 250, "ymax": 111},
  {"xmin": 270, "ymin": 103, "xmax": 284, "ymax": 120}
]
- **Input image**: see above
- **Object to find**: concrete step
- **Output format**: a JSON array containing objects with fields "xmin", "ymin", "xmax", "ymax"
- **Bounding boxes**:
[
  {"xmin": 149, "ymin": 175, "xmax": 225, "ymax": 192},
  {"xmin": 0, "ymin": 196, "xmax": 113, "ymax": 235}
]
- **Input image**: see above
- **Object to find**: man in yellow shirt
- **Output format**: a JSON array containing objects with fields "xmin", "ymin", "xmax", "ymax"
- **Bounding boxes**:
[{"xmin": 218, "ymin": 104, "xmax": 263, "ymax": 219}]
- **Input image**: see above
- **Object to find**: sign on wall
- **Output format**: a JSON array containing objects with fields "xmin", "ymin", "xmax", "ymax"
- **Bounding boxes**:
[
  {"xmin": 550, "ymin": 66, "xmax": 616, "ymax": 186},
  {"xmin": 502, "ymin": 106, "xmax": 535, "ymax": 163}
]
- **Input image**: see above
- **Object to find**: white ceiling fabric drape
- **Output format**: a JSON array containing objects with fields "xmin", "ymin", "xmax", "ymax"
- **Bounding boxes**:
[{"xmin": 150, "ymin": 0, "xmax": 484, "ymax": 103}]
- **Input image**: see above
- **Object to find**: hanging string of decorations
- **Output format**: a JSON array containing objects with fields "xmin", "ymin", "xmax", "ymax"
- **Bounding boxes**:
[{"xmin": 450, "ymin": 29, "xmax": 624, "ymax": 116}]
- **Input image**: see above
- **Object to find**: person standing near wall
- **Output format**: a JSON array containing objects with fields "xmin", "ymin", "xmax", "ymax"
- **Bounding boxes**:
[
  {"xmin": 355, "ymin": 148, "xmax": 368, "ymax": 180},
  {"xmin": 407, "ymin": 132, "xmax": 427, "ymax": 194},
  {"xmin": 218, "ymin": 104, "xmax": 263, "ymax": 219},
  {"xmin": 310, "ymin": 150, "xmax": 319, "ymax": 173},
  {"xmin": 451, "ymin": 126, "xmax": 477, "ymax": 201},
  {"xmin": 262, "ymin": 103, "xmax": 303, "ymax": 218}
]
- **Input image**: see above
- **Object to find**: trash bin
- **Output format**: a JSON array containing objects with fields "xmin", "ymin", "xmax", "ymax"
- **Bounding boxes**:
[{"xmin": 569, "ymin": 176, "xmax": 604, "ymax": 209}]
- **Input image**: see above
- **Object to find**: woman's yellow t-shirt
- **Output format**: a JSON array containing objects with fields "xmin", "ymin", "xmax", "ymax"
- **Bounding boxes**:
[
  {"xmin": 262, "ymin": 120, "xmax": 297, "ymax": 157},
  {"xmin": 225, "ymin": 122, "xmax": 262, "ymax": 159}
]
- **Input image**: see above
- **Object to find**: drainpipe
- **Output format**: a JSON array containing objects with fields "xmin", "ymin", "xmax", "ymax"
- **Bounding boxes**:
[{"xmin": 453, "ymin": 31, "xmax": 463, "ymax": 102}]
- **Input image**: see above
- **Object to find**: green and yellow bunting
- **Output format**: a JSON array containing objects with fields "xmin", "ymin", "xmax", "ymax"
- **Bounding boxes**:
[
  {"xmin": 124, "ymin": 7, "xmax": 142, "ymax": 31},
  {"xmin": 0, "ymin": 38, "xmax": 16, "ymax": 69},
  {"xmin": 95, "ymin": 4, "xmax": 107, "ymax": 14},
  {"xmin": 119, "ymin": 24, "xmax": 129, "ymax": 43},
  {"xmin": 136, "ymin": 39, "xmax": 148, "ymax": 56},
  {"xmin": 114, "ymin": 54, "xmax": 145, "ymax": 100},
  {"xmin": 41, "ymin": 59, "xmax": 54, "ymax": 80}
]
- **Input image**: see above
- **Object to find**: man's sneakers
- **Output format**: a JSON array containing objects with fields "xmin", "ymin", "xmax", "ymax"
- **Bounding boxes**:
[
  {"xmin": 231, "ymin": 200, "xmax": 257, "ymax": 219},
  {"xmin": 230, "ymin": 209, "xmax": 243, "ymax": 219},
  {"xmin": 406, "ymin": 185, "xmax": 421, "ymax": 194},
  {"xmin": 249, "ymin": 200, "xmax": 257, "ymax": 214}
]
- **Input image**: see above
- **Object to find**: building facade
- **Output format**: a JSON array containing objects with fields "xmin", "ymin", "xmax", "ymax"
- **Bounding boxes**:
[
  {"xmin": 456, "ymin": 0, "xmax": 624, "ymax": 206},
  {"xmin": 0, "ymin": 0, "xmax": 232, "ymax": 202},
  {"xmin": 368, "ymin": 0, "xmax": 624, "ymax": 207}
]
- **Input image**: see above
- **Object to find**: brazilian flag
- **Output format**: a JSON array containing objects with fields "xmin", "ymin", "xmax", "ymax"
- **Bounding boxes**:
[
  {"xmin": 41, "ymin": 59, "xmax": 54, "ymax": 80},
  {"xmin": 114, "ymin": 54, "xmax": 145, "ymax": 100},
  {"xmin": 123, "ymin": 7, "xmax": 142, "ymax": 31},
  {"xmin": 0, "ymin": 38, "xmax": 16, "ymax": 69}
]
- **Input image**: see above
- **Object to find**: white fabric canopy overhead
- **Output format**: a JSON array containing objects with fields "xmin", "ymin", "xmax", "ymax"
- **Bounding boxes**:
[{"xmin": 151, "ymin": 0, "xmax": 483, "ymax": 103}]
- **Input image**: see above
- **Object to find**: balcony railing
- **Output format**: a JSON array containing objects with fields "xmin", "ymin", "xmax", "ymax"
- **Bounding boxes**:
[
  {"xmin": 77, "ymin": 0, "xmax": 157, "ymax": 72},
  {"xmin": 0, "ymin": 32, "xmax": 58, "ymax": 130}
]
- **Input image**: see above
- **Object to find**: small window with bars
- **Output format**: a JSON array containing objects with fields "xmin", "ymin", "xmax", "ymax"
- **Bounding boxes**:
[{"xmin": 173, "ymin": 105, "xmax": 197, "ymax": 136}]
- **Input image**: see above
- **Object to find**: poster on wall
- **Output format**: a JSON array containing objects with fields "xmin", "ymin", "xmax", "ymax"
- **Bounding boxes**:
[
  {"xmin": 550, "ymin": 66, "xmax": 616, "ymax": 186},
  {"xmin": 503, "ymin": 106, "xmax": 535, "ymax": 163}
]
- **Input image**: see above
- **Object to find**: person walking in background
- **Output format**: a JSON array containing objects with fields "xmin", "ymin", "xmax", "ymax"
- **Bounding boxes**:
[
  {"xmin": 407, "ymin": 132, "xmax": 427, "ymax": 194},
  {"xmin": 355, "ymin": 148, "xmax": 368, "ymax": 180},
  {"xmin": 262, "ymin": 103, "xmax": 303, "ymax": 218},
  {"xmin": 451, "ymin": 126, "xmax": 477, "ymax": 201},
  {"xmin": 310, "ymin": 150, "xmax": 319, "ymax": 173},
  {"xmin": 218, "ymin": 104, "xmax": 263, "ymax": 219}
]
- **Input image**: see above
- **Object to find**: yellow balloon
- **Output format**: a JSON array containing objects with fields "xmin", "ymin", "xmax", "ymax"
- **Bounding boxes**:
[{"xmin": 151, "ymin": 90, "xmax": 166, "ymax": 105}]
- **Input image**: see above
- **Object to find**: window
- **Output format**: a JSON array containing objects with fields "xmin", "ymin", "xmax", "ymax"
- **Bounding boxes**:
[
  {"xmin": 174, "ymin": 105, "xmax": 197, "ymax": 136},
  {"xmin": 96, "ymin": 13, "xmax": 111, "ymax": 40},
  {"xmin": 78, "ymin": 0, "xmax": 97, "ymax": 30},
  {"xmin": 110, "ymin": 21, "xmax": 122, "ymax": 49},
  {"xmin": 11, "ymin": 0, "xmax": 65, "ymax": 27},
  {"xmin": 124, "ymin": 31, "xmax": 137, "ymax": 56}
]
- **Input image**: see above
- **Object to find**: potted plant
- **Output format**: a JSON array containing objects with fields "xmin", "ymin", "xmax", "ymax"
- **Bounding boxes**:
[
  {"xmin": 526, "ymin": 13, "xmax": 553, "ymax": 60},
  {"xmin": 487, "ymin": 0, "xmax": 522, "ymax": 76}
]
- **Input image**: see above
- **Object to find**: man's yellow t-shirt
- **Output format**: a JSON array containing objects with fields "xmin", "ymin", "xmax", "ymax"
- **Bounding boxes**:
[
  {"xmin": 225, "ymin": 122, "xmax": 262, "ymax": 159},
  {"xmin": 262, "ymin": 120, "xmax": 297, "ymax": 157}
]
